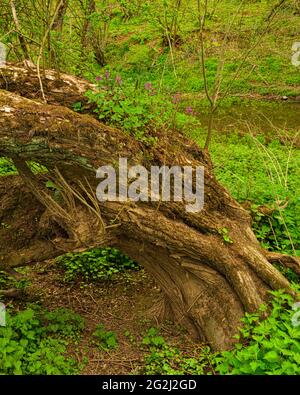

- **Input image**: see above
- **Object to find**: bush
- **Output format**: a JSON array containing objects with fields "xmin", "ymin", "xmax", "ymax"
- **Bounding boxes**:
[
  {"xmin": 39, "ymin": 307, "xmax": 85, "ymax": 339},
  {"xmin": 85, "ymin": 72, "xmax": 172, "ymax": 144},
  {"xmin": 251, "ymin": 201, "xmax": 300, "ymax": 256}
]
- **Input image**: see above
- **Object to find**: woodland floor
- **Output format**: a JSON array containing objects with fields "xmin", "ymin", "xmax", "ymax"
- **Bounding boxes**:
[{"xmin": 9, "ymin": 263, "xmax": 203, "ymax": 375}]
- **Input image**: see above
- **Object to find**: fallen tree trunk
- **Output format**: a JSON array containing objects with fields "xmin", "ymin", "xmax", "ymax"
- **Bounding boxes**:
[
  {"xmin": 0, "ymin": 63, "xmax": 95, "ymax": 108},
  {"xmin": 0, "ymin": 67, "xmax": 299, "ymax": 351}
]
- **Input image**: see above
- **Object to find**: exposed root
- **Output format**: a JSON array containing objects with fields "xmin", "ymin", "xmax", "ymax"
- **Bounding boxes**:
[
  {"xmin": 243, "ymin": 246, "xmax": 292, "ymax": 291},
  {"xmin": 266, "ymin": 251, "xmax": 300, "ymax": 276},
  {"xmin": 11, "ymin": 157, "xmax": 108, "ymax": 251}
]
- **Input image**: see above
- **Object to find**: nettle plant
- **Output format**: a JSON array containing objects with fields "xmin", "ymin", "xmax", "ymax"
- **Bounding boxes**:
[
  {"xmin": 92, "ymin": 324, "xmax": 118, "ymax": 350},
  {"xmin": 0, "ymin": 307, "xmax": 85, "ymax": 375},
  {"xmin": 214, "ymin": 285, "xmax": 300, "ymax": 375},
  {"xmin": 251, "ymin": 200, "xmax": 300, "ymax": 256}
]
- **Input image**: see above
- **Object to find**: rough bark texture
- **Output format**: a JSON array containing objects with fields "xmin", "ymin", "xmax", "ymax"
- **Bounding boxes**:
[
  {"xmin": 0, "ymin": 63, "xmax": 96, "ymax": 108},
  {"xmin": 0, "ymin": 65, "xmax": 299, "ymax": 350}
]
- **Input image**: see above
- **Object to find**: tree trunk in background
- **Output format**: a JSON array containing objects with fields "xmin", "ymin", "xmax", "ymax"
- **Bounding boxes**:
[
  {"xmin": 0, "ymin": 65, "xmax": 299, "ymax": 350},
  {"xmin": 52, "ymin": 0, "xmax": 69, "ymax": 32},
  {"xmin": 80, "ymin": 0, "xmax": 106, "ymax": 68},
  {"xmin": 49, "ymin": 0, "xmax": 69, "ymax": 67},
  {"xmin": 10, "ymin": 0, "xmax": 31, "ymax": 62}
]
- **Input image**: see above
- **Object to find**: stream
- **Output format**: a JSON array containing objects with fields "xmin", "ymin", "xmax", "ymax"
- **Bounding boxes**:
[{"xmin": 195, "ymin": 100, "xmax": 300, "ymax": 140}]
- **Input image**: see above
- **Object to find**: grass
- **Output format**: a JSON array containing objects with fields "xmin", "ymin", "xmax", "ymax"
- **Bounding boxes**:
[
  {"xmin": 210, "ymin": 133, "xmax": 300, "ymax": 255},
  {"xmin": 85, "ymin": 0, "xmax": 300, "ymax": 99}
]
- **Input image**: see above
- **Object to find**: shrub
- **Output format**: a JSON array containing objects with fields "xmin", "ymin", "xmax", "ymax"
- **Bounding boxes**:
[
  {"xmin": 39, "ymin": 307, "xmax": 85, "ymax": 339},
  {"xmin": 85, "ymin": 72, "xmax": 172, "ymax": 143},
  {"xmin": 251, "ymin": 201, "xmax": 300, "ymax": 256}
]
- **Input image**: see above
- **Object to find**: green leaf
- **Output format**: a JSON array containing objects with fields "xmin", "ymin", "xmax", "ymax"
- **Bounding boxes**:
[{"xmin": 263, "ymin": 351, "xmax": 279, "ymax": 363}]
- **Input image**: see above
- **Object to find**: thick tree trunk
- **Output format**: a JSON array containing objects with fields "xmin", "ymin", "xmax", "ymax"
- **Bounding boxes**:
[
  {"xmin": 0, "ymin": 66, "xmax": 299, "ymax": 350},
  {"xmin": 0, "ymin": 63, "xmax": 95, "ymax": 108}
]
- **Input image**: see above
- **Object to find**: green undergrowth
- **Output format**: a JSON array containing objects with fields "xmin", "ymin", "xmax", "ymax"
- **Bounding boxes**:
[
  {"xmin": 87, "ymin": 0, "xmax": 300, "ymax": 100},
  {"xmin": 92, "ymin": 324, "xmax": 119, "ymax": 351},
  {"xmin": 1, "ymin": 284, "xmax": 299, "ymax": 375},
  {"xmin": 0, "ymin": 307, "xmax": 85, "ymax": 375},
  {"xmin": 57, "ymin": 247, "xmax": 140, "ymax": 284},
  {"xmin": 82, "ymin": 1, "xmax": 300, "ymax": 99},
  {"xmin": 141, "ymin": 284, "xmax": 300, "ymax": 375},
  {"xmin": 3, "ymin": 1, "xmax": 299, "ymax": 98},
  {"xmin": 141, "ymin": 327, "xmax": 213, "ymax": 375},
  {"xmin": 204, "ymin": 133, "xmax": 300, "ymax": 256},
  {"xmin": 214, "ymin": 285, "xmax": 300, "ymax": 375}
]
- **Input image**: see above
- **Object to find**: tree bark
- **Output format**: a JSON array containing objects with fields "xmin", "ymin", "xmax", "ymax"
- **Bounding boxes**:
[
  {"xmin": 52, "ymin": 0, "xmax": 69, "ymax": 32},
  {"xmin": 0, "ymin": 65, "xmax": 299, "ymax": 350},
  {"xmin": 80, "ymin": 0, "xmax": 107, "ymax": 67},
  {"xmin": 49, "ymin": 0, "xmax": 69, "ymax": 67},
  {"xmin": 10, "ymin": 0, "xmax": 32, "ymax": 62},
  {"xmin": 0, "ymin": 63, "xmax": 96, "ymax": 108}
]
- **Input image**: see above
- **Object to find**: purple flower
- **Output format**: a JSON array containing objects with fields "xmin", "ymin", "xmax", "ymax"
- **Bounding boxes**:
[
  {"xmin": 105, "ymin": 70, "xmax": 110, "ymax": 80},
  {"xmin": 144, "ymin": 82, "xmax": 152, "ymax": 91},
  {"xmin": 186, "ymin": 106, "xmax": 193, "ymax": 114},
  {"xmin": 115, "ymin": 75, "xmax": 122, "ymax": 86},
  {"xmin": 96, "ymin": 75, "xmax": 103, "ymax": 81},
  {"xmin": 172, "ymin": 92, "xmax": 181, "ymax": 105}
]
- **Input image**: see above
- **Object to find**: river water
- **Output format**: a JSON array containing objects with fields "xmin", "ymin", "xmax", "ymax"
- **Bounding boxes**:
[{"xmin": 194, "ymin": 100, "xmax": 300, "ymax": 142}]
